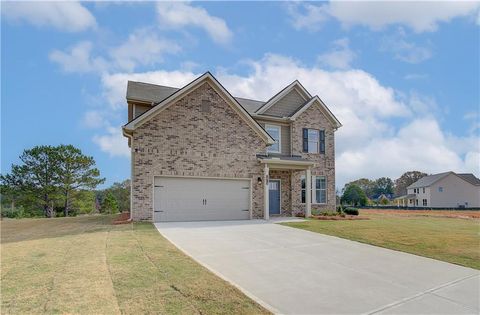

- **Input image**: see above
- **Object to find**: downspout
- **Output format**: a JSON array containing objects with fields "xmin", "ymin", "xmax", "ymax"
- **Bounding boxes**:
[{"xmin": 123, "ymin": 128, "xmax": 134, "ymax": 221}]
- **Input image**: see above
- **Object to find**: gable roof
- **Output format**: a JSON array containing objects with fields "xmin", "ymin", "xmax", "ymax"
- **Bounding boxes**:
[
  {"xmin": 407, "ymin": 171, "xmax": 480, "ymax": 189},
  {"xmin": 407, "ymin": 172, "xmax": 451, "ymax": 189},
  {"xmin": 123, "ymin": 72, "xmax": 275, "ymax": 145},
  {"xmin": 290, "ymin": 96, "xmax": 342, "ymax": 129},
  {"xmin": 255, "ymin": 80, "xmax": 311, "ymax": 115},
  {"xmin": 127, "ymin": 81, "xmax": 266, "ymax": 112},
  {"xmin": 457, "ymin": 173, "xmax": 480, "ymax": 186}
]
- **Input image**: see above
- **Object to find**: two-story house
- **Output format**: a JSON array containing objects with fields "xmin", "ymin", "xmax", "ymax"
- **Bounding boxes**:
[
  {"xmin": 398, "ymin": 171, "xmax": 480, "ymax": 208},
  {"xmin": 122, "ymin": 72, "xmax": 342, "ymax": 221}
]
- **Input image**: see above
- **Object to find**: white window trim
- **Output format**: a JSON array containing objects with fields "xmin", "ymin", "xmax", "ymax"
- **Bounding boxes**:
[
  {"xmin": 301, "ymin": 175, "xmax": 327, "ymax": 205},
  {"xmin": 266, "ymin": 124, "xmax": 281, "ymax": 153}
]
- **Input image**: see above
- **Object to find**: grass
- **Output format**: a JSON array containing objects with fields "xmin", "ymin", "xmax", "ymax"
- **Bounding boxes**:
[
  {"xmin": 1, "ymin": 215, "xmax": 269, "ymax": 315},
  {"xmin": 281, "ymin": 211, "xmax": 480, "ymax": 270}
]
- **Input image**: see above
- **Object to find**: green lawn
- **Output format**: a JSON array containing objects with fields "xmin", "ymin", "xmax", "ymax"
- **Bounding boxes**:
[
  {"xmin": 1, "ymin": 215, "xmax": 269, "ymax": 315},
  {"xmin": 281, "ymin": 212, "xmax": 480, "ymax": 270}
]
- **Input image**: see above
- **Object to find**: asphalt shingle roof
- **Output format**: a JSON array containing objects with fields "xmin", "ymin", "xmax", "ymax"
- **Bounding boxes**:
[
  {"xmin": 407, "ymin": 172, "xmax": 451, "ymax": 189},
  {"xmin": 457, "ymin": 173, "xmax": 480, "ymax": 186},
  {"xmin": 127, "ymin": 81, "xmax": 265, "ymax": 113}
]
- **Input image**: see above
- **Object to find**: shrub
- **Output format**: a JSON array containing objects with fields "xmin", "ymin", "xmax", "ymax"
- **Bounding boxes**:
[
  {"xmin": 1, "ymin": 206, "xmax": 25, "ymax": 218},
  {"xmin": 319, "ymin": 210, "xmax": 338, "ymax": 216},
  {"xmin": 336, "ymin": 205, "xmax": 343, "ymax": 213},
  {"xmin": 344, "ymin": 207, "xmax": 359, "ymax": 216}
]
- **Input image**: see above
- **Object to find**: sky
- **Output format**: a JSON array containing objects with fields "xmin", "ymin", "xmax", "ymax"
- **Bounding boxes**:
[{"xmin": 2, "ymin": 1, "xmax": 480, "ymax": 189}]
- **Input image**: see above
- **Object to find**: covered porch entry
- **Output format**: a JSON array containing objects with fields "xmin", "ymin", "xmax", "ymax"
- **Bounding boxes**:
[{"xmin": 258, "ymin": 156, "xmax": 315, "ymax": 220}]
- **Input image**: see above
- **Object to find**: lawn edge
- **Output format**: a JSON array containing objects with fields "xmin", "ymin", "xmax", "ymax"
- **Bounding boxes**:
[
  {"xmin": 278, "ymin": 221, "xmax": 480, "ymax": 271},
  {"xmin": 153, "ymin": 223, "xmax": 278, "ymax": 315}
]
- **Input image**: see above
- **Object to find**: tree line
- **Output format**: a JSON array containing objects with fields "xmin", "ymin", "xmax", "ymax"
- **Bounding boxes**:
[
  {"xmin": 1, "ymin": 145, "xmax": 130, "ymax": 218},
  {"xmin": 340, "ymin": 171, "xmax": 428, "ymax": 206}
]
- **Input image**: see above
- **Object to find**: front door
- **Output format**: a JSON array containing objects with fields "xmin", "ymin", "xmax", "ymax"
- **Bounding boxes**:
[{"xmin": 269, "ymin": 180, "xmax": 281, "ymax": 215}]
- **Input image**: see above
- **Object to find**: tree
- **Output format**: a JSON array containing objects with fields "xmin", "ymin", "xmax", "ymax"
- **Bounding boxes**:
[
  {"xmin": 394, "ymin": 171, "xmax": 428, "ymax": 196},
  {"xmin": 102, "ymin": 192, "xmax": 119, "ymax": 214},
  {"xmin": 344, "ymin": 178, "xmax": 375, "ymax": 199},
  {"xmin": 373, "ymin": 177, "xmax": 394, "ymax": 197},
  {"xmin": 104, "ymin": 180, "xmax": 130, "ymax": 212},
  {"xmin": 57, "ymin": 145, "xmax": 104, "ymax": 217},
  {"xmin": 70, "ymin": 190, "xmax": 96, "ymax": 214},
  {"xmin": 1, "ymin": 146, "xmax": 61, "ymax": 217},
  {"xmin": 341, "ymin": 184, "xmax": 368, "ymax": 206}
]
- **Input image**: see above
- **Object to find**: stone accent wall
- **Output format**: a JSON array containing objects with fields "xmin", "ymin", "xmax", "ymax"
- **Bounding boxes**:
[
  {"xmin": 269, "ymin": 170, "xmax": 292, "ymax": 215},
  {"xmin": 291, "ymin": 102, "xmax": 337, "ymax": 213},
  {"xmin": 131, "ymin": 82, "xmax": 268, "ymax": 221}
]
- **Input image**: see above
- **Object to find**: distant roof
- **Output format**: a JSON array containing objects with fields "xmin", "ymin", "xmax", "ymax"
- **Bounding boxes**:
[
  {"xmin": 457, "ymin": 173, "xmax": 480, "ymax": 186},
  {"xmin": 407, "ymin": 171, "xmax": 480, "ymax": 188},
  {"xmin": 127, "ymin": 81, "xmax": 265, "ymax": 113},
  {"xmin": 407, "ymin": 172, "xmax": 451, "ymax": 189}
]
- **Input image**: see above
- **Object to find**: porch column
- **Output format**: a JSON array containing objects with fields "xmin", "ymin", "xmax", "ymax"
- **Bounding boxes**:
[
  {"xmin": 305, "ymin": 168, "xmax": 312, "ymax": 217},
  {"xmin": 264, "ymin": 163, "xmax": 269, "ymax": 220}
]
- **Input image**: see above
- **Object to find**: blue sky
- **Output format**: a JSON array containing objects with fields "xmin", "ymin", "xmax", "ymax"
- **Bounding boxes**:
[{"xmin": 2, "ymin": 1, "xmax": 479, "ymax": 188}]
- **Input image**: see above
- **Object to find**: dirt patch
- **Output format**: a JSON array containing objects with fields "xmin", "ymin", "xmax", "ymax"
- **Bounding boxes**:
[
  {"xmin": 361, "ymin": 209, "xmax": 480, "ymax": 219},
  {"xmin": 112, "ymin": 212, "xmax": 132, "ymax": 225}
]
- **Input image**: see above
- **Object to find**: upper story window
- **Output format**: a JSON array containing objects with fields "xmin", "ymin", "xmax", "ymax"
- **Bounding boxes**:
[
  {"xmin": 423, "ymin": 187, "xmax": 425, "ymax": 193},
  {"xmin": 438, "ymin": 187, "xmax": 443, "ymax": 192},
  {"xmin": 266, "ymin": 124, "xmax": 281, "ymax": 153},
  {"xmin": 302, "ymin": 128, "xmax": 325, "ymax": 154}
]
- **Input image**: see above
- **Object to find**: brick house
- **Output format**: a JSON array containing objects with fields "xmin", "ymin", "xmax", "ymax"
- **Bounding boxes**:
[{"xmin": 122, "ymin": 72, "xmax": 342, "ymax": 221}]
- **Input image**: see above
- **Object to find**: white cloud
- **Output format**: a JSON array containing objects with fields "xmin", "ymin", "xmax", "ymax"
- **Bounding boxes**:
[
  {"xmin": 92, "ymin": 54, "xmax": 479, "ymax": 184},
  {"xmin": 404, "ymin": 73, "xmax": 429, "ymax": 80},
  {"xmin": 50, "ymin": 29, "xmax": 179, "ymax": 74},
  {"xmin": 82, "ymin": 110, "xmax": 105, "ymax": 129},
  {"xmin": 93, "ymin": 126, "xmax": 130, "ymax": 158},
  {"xmin": 318, "ymin": 38, "xmax": 356, "ymax": 69},
  {"xmin": 381, "ymin": 30, "xmax": 433, "ymax": 64},
  {"xmin": 49, "ymin": 41, "xmax": 108, "ymax": 73},
  {"xmin": 109, "ymin": 29, "xmax": 181, "ymax": 72},
  {"xmin": 286, "ymin": 2, "xmax": 329, "ymax": 32},
  {"xmin": 2, "ymin": 1, "xmax": 96, "ymax": 32},
  {"xmin": 287, "ymin": 2, "xmax": 480, "ymax": 33},
  {"xmin": 156, "ymin": 2, "xmax": 233, "ymax": 44}
]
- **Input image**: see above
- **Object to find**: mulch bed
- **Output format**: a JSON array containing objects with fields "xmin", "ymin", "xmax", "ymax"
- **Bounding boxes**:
[
  {"xmin": 310, "ymin": 215, "xmax": 369, "ymax": 221},
  {"xmin": 112, "ymin": 212, "xmax": 132, "ymax": 225},
  {"xmin": 362, "ymin": 209, "xmax": 480, "ymax": 219}
]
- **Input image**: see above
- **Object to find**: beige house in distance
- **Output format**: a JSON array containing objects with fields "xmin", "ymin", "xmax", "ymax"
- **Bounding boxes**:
[
  {"xmin": 122, "ymin": 72, "xmax": 342, "ymax": 221},
  {"xmin": 397, "ymin": 172, "xmax": 480, "ymax": 208}
]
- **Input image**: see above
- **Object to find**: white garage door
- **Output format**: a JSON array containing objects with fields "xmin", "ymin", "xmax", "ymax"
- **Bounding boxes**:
[{"xmin": 153, "ymin": 177, "xmax": 251, "ymax": 222}]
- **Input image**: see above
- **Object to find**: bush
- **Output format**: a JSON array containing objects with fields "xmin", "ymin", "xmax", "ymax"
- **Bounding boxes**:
[
  {"xmin": 344, "ymin": 207, "xmax": 359, "ymax": 216},
  {"xmin": 336, "ymin": 205, "xmax": 343, "ymax": 213},
  {"xmin": 319, "ymin": 210, "xmax": 338, "ymax": 216},
  {"xmin": 1, "ymin": 206, "xmax": 25, "ymax": 218}
]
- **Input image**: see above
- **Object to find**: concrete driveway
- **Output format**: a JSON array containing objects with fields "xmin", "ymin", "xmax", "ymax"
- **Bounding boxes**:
[{"xmin": 155, "ymin": 219, "xmax": 479, "ymax": 314}]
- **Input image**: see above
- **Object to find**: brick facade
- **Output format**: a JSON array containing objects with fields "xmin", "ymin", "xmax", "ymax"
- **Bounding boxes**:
[
  {"xmin": 131, "ymin": 82, "xmax": 267, "ymax": 220},
  {"xmin": 291, "ymin": 102, "xmax": 337, "ymax": 213},
  {"xmin": 129, "ymin": 80, "xmax": 338, "ymax": 221}
]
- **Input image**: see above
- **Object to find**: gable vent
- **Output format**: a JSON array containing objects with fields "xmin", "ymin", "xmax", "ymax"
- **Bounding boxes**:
[{"xmin": 201, "ymin": 100, "xmax": 211, "ymax": 113}]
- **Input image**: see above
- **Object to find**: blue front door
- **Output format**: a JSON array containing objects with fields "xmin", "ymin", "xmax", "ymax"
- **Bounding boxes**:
[{"xmin": 269, "ymin": 180, "xmax": 281, "ymax": 215}]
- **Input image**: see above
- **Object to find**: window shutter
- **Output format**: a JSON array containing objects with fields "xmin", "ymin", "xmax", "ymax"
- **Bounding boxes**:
[
  {"xmin": 302, "ymin": 128, "xmax": 308, "ymax": 152},
  {"xmin": 319, "ymin": 130, "xmax": 325, "ymax": 154}
]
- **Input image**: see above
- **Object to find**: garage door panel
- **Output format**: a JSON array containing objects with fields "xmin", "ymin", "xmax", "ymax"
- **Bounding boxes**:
[{"xmin": 154, "ymin": 177, "xmax": 250, "ymax": 222}]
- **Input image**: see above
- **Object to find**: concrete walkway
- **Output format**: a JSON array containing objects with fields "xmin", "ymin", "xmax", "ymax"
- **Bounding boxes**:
[{"xmin": 155, "ymin": 219, "xmax": 479, "ymax": 314}]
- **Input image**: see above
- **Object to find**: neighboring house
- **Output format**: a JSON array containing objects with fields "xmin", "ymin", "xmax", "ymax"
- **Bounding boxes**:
[
  {"xmin": 396, "ymin": 172, "xmax": 480, "ymax": 208},
  {"xmin": 122, "ymin": 72, "xmax": 342, "ymax": 222}
]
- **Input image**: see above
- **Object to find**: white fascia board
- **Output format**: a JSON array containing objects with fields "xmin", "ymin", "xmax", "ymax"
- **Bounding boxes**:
[
  {"xmin": 256, "ymin": 81, "xmax": 311, "ymax": 114},
  {"xmin": 290, "ymin": 96, "xmax": 342, "ymax": 129},
  {"xmin": 124, "ymin": 72, "xmax": 275, "ymax": 145}
]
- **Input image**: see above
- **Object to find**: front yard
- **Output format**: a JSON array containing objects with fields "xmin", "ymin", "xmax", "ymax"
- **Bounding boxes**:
[
  {"xmin": 282, "ymin": 209, "xmax": 480, "ymax": 269},
  {"xmin": 1, "ymin": 215, "xmax": 269, "ymax": 315}
]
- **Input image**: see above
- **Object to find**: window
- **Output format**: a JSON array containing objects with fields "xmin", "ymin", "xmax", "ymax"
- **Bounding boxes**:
[
  {"xmin": 301, "ymin": 175, "xmax": 327, "ymax": 204},
  {"xmin": 422, "ymin": 187, "xmax": 425, "ymax": 193},
  {"xmin": 415, "ymin": 200, "xmax": 418, "ymax": 206},
  {"xmin": 266, "ymin": 125, "xmax": 281, "ymax": 153},
  {"xmin": 438, "ymin": 187, "xmax": 443, "ymax": 192},
  {"xmin": 302, "ymin": 129, "xmax": 325, "ymax": 153},
  {"xmin": 423, "ymin": 199, "xmax": 427, "ymax": 206}
]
